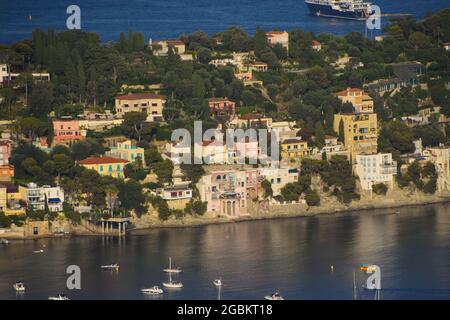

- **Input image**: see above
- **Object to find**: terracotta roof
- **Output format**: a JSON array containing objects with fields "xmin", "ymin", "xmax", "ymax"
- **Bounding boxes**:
[
  {"xmin": 266, "ymin": 31, "xmax": 287, "ymax": 36},
  {"xmin": 155, "ymin": 39, "xmax": 184, "ymax": 46},
  {"xmin": 335, "ymin": 87, "xmax": 365, "ymax": 97},
  {"xmin": 282, "ymin": 138, "xmax": 306, "ymax": 144},
  {"xmin": 115, "ymin": 93, "xmax": 165, "ymax": 100},
  {"xmin": 208, "ymin": 97, "xmax": 233, "ymax": 103},
  {"xmin": 312, "ymin": 40, "xmax": 321, "ymax": 46},
  {"xmin": 78, "ymin": 156, "xmax": 129, "ymax": 165}
]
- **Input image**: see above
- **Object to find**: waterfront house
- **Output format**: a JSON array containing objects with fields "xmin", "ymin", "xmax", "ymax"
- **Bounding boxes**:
[
  {"xmin": 78, "ymin": 156, "xmax": 129, "ymax": 178},
  {"xmin": 106, "ymin": 140, "xmax": 145, "ymax": 165},
  {"xmin": 153, "ymin": 184, "xmax": 193, "ymax": 210},
  {"xmin": 353, "ymin": 153, "xmax": 397, "ymax": 191},
  {"xmin": 24, "ymin": 220, "xmax": 49, "ymax": 237},
  {"xmin": 52, "ymin": 119, "xmax": 86, "ymax": 147},
  {"xmin": 422, "ymin": 146, "xmax": 450, "ymax": 192},
  {"xmin": 258, "ymin": 167, "xmax": 299, "ymax": 196},
  {"xmin": 115, "ymin": 93, "xmax": 166, "ymax": 122},
  {"xmin": 18, "ymin": 183, "xmax": 65, "ymax": 212},
  {"xmin": 266, "ymin": 31, "xmax": 289, "ymax": 50},
  {"xmin": 197, "ymin": 168, "xmax": 260, "ymax": 217}
]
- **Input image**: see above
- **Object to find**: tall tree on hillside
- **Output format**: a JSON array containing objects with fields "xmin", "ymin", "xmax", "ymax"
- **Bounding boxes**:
[
  {"xmin": 254, "ymin": 26, "xmax": 269, "ymax": 59},
  {"xmin": 29, "ymin": 82, "xmax": 54, "ymax": 117}
]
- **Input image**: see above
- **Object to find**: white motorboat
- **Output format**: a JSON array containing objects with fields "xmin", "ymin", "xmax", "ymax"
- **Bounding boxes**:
[
  {"xmin": 48, "ymin": 294, "xmax": 70, "ymax": 300},
  {"xmin": 213, "ymin": 279, "xmax": 222, "ymax": 287},
  {"xmin": 0, "ymin": 238, "xmax": 9, "ymax": 245},
  {"xmin": 264, "ymin": 292, "xmax": 284, "ymax": 300},
  {"xmin": 163, "ymin": 257, "xmax": 182, "ymax": 273},
  {"xmin": 141, "ymin": 286, "xmax": 163, "ymax": 295},
  {"xmin": 101, "ymin": 264, "xmax": 120, "ymax": 271},
  {"xmin": 13, "ymin": 281, "xmax": 25, "ymax": 292},
  {"xmin": 33, "ymin": 249, "xmax": 44, "ymax": 253}
]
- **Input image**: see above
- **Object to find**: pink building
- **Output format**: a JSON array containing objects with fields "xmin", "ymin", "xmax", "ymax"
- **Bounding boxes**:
[
  {"xmin": 0, "ymin": 140, "xmax": 13, "ymax": 166},
  {"xmin": 266, "ymin": 31, "xmax": 289, "ymax": 50},
  {"xmin": 197, "ymin": 168, "xmax": 260, "ymax": 217},
  {"xmin": 232, "ymin": 137, "xmax": 259, "ymax": 163},
  {"xmin": 53, "ymin": 120, "xmax": 86, "ymax": 146},
  {"xmin": 208, "ymin": 98, "xmax": 236, "ymax": 118}
]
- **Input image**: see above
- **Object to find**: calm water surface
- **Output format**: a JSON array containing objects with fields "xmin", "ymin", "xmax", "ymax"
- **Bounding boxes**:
[
  {"xmin": 1, "ymin": 1, "xmax": 449, "ymax": 44},
  {"xmin": 0, "ymin": 203, "xmax": 449, "ymax": 300}
]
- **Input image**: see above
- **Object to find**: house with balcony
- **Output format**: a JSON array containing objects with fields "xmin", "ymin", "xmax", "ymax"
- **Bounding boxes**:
[
  {"xmin": 354, "ymin": 153, "xmax": 397, "ymax": 190},
  {"xmin": 18, "ymin": 183, "xmax": 65, "ymax": 212},
  {"xmin": 249, "ymin": 61, "xmax": 268, "ymax": 72},
  {"xmin": 281, "ymin": 137, "xmax": 312, "ymax": 163},
  {"xmin": 52, "ymin": 119, "xmax": 86, "ymax": 147},
  {"xmin": 197, "ymin": 168, "xmax": 260, "ymax": 217},
  {"xmin": 208, "ymin": 97, "xmax": 236, "ymax": 119},
  {"xmin": 115, "ymin": 93, "xmax": 166, "ymax": 122},
  {"xmin": 0, "ymin": 139, "xmax": 14, "ymax": 182},
  {"xmin": 78, "ymin": 156, "xmax": 129, "ymax": 178},
  {"xmin": 258, "ymin": 167, "xmax": 299, "ymax": 196},
  {"xmin": 335, "ymin": 87, "xmax": 374, "ymax": 114},
  {"xmin": 153, "ymin": 184, "xmax": 193, "ymax": 210},
  {"xmin": 106, "ymin": 140, "xmax": 145, "ymax": 165}
]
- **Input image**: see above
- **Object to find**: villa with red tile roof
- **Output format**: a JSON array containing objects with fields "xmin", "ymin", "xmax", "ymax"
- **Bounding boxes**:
[
  {"xmin": 312, "ymin": 40, "xmax": 322, "ymax": 51},
  {"xmin": 78, "ymin": 156, "xmax": 129, "ymax": 178},
  {"xmin": 150, "ymin": 39, "xmax": 186, "ymax": 56},
  {"xmin": 208, "ymin": 98, "xmax": 236, "ymax": 119},
  {"xmin": 52, "ymin": 119, "xmax": 86, "ymax": 147},
  {"xmin": 334, "ymin": 87, "xmax": 374, "ymax": 114},
  {"xmin": 115, "ymin": 93, "xmax": 166, "ymax": 122},
  {"xmin": 266, "ymin": 31, "xmax": 289, "ymax": 50}
]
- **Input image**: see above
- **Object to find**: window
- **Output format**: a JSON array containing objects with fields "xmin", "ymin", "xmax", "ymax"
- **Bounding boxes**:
[{"xmin": 99, "ymin": 165, "xmax": 103, "ymax": 171}]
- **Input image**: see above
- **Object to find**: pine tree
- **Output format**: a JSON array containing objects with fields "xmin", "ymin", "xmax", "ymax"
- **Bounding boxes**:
[
  {"xmin": 76, "ymin": 55, "xmax": 86, "ymax": 102},
  {"xmin": 338, "ymin": 119, "xmax": 345, "ymax": 144},
  {"xmin": 118, "ymin": 32, "xmax": 127, "ymax": 53},
  {"xmin": 254, "ymin": 26, "xmax": 269, "ymax": 59}
]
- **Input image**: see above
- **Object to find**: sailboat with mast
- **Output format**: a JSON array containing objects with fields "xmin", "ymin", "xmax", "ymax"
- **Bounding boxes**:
[
  {"xmin": 163, "ymin": 257, "xmax": 182, "ymax": 273},
  {"xmin": 162, "ymin": 257, "xmax": 183, "ymax": 288}
]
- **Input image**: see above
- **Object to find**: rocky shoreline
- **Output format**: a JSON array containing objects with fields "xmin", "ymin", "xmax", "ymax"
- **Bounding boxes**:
[{"xmin": 2, "ymin": 192, "xmax": 449, "ymax": 240}]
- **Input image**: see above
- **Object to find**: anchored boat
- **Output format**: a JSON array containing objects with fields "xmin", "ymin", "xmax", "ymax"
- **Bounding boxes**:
[
  {"xmin": 264, "ymin": 292, "xmax": 284, "ymax": 300},
  {"xmin": 141, "ymin": 286, "xmax": 163, "ymax": 295},
  {"xmin": 13, "ymin": 281, "xmax": 25, "ymax": 292},
  {"xmin": 101, "ymin": 263, "xmax": 120, "ymax": 271},
  {"xmin": 163, "ymin": 257, "xmax": 182, "ymax": 273},
  {"xmin": 48, "ymin": 294, "xmax": 70, "ymax": 300}
]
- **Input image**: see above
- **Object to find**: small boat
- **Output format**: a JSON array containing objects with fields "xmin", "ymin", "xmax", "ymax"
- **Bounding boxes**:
[
  {"xmin": 101, "ymin": 264, "xmax": 119, "ymax": 271},
  {"xmin": 213, "ymin": 279, "xmax": 222, "ymax": 287},
  {"xmin": 13, "ymin": 281, "xmax": 25, "ymax": 292},
  {"xmin": 48, "ymin": 294, "xmax": 70, "ymax": 300},
  {"xmin": 33, "ymin": 249, "xmax": 44, "ymax": 253},
  {"xmin": 162, "ymin": 271, "xmax": 183, "ymax": 289},
  {"xmin": 360, "ymin": 264, "xmax": 377, "ymax": 273},
  {"xmin": 0, "ymin": 238, "xmax": 9, "ymax": 245},
  {"xmin": 264, "ymin": 292, "xmax": 284, "ymax": 300},
  {"xmin": 162, "ymin": 281, "xmax": 183, "ymax": 289},
  {"xmin": 141, "ymin": 286, "xmax": 163, "ymax": 295},
  {"xmin": 163, "ymin": 257, "xmax": 182, "ymax": 273}
]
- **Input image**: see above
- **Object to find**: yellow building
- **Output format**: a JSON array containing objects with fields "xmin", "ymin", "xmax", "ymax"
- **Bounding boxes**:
[
  {"xmin": 115, "ymin": 93, "xmax": 165, "ymax": 122},
  {"xmin": 281, "ymin": 138, "xmax": 312, "ymax": 162},
  {"xmin": 335, "ymin": 87, "xmax": 374, "ymax": 114},
  {"xmin": 106, "ymin": 140, "xmax": 145, "ymax": 165},
  {"xmin": 334, "ymin": 112, "xmax": 378, "ymax": 160},
  {"xmin": 0, "ymin": 186, "xmax": 6, "ymax": 212},
  {"xmin": 78, "ymin": 156, "xmax": 129, "ymax": 178}
]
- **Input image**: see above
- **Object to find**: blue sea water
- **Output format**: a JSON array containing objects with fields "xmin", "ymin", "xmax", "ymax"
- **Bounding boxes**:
[{"xmin": 0, "ymin": 0, "xmax": 449, "ymax": 44}]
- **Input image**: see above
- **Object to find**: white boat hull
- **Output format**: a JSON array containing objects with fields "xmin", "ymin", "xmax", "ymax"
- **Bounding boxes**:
[
  {"xmin": 163, "ymin": 269, "xmax": 182, "ymax": 273},
  {"xmin": 163, "ymin": 282, "xmax": 183, "ymax": 289}
]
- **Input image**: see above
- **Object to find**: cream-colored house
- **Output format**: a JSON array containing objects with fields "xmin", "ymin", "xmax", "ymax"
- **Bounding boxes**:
[
  {"xmin": 115, "ymin": 93, "xmax": 165, "ymax": 122},
  {"xmin": 106, "ymin": 140, "xmax": 145, "ymax": 165}
]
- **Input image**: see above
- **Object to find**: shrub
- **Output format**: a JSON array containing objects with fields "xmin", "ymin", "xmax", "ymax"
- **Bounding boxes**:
[
  {"xmin": 305, "ymin": 190, "xmax": 320, "ymax": 206},
  {"xmin": 372, "ymin": 183, "xmax": 388, "ymax": 195}
]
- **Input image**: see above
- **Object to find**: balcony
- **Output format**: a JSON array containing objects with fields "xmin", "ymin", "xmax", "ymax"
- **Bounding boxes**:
[{"xmin": 380, "ymin": 161, "xmax": 397, "ymax": 175}]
